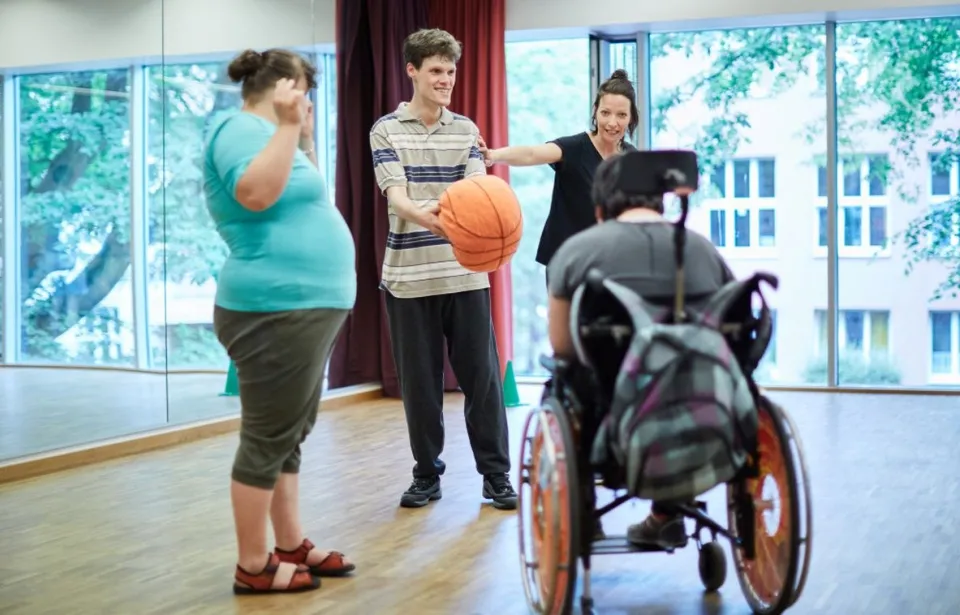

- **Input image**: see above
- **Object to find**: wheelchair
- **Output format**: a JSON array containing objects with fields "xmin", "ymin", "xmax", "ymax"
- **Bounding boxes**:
[{"xmin": 516, "ymin": 151, "xmax": 812, "ymax": 615}]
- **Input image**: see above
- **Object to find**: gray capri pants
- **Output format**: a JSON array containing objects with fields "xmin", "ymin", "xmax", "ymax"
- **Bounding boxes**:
[{"xmin": 213, "ymin": 305, "xmax": 349, "ymax": 490}]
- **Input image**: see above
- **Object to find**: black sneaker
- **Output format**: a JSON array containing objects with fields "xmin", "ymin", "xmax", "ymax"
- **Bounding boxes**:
[
  {"xmin": 626, "ymin": 513, "xmax": 688, "ymax": 550},
  {"xmin": 400, "ymin": 476, "xmax": 441, "ymax": 508},
  {"xmin": 482, "ymin": 473, "xmax": 518, "ymax": 510}
]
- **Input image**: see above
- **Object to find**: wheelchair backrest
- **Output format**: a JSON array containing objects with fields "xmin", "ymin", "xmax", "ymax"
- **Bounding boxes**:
[{"xmin": 569, "ymin": 270, "xmax": 778, "ymax": 397}]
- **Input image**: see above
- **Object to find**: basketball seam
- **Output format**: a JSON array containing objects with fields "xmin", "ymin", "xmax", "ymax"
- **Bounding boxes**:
[
  {"xmin": 446, "ymin": 177, "xmax": 523, "ymax": 241},
  {"xmin": 472, "ymin": 176, "xmax": 506, "ymax": 268}
]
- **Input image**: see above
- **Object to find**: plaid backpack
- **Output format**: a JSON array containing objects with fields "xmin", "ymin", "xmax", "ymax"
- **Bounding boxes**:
[{"xmin": 584, "ymin": 272, "xmax": 776, "ymax": 503}]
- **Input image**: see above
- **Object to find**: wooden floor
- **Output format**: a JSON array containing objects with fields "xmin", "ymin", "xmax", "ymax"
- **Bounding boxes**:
[
  {"xmin": 1, "ymin": 386, "xmax": 958, "ymax": 614},
  {"xmin": 0, "ymin": 367, "xmax": 239, "ymax": 461}
]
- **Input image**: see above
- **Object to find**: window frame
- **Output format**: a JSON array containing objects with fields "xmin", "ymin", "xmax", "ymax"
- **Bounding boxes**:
[
  {"xmin": 813, "ymin": 152, "xmax": 891, "ymax": 258},
  {"xmin": 814, "ymin": 154, "xmax": 892, "ymax": 259},
  {"xmin": 926, "ymin": 152, "xmax": 960, "ymax": 249},
  {"xmin": 929, "ymin": 311, "xmax": 960, "ymax": 384},
  {"xmin": 704, "ymin": 157, "xmax": 778, "ymax": 259},
  {"xmin": 814, "ymin": 308, "xmax": 892, "ymax": 359}
]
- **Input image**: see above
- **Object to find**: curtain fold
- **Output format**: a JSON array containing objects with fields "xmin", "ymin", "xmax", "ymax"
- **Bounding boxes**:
[
  {"xmin": 427, "ymin": 0, "xmax": 515, "ymax": 375},
  {"xmin": 329, "ymin": 0, "xmax": 430, "ymax": 397}
]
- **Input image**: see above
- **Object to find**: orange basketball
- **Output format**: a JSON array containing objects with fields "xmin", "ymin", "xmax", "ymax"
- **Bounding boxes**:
[{"xmin": 438, "ymin": 174, "xmax": 523, "ymax": 273}]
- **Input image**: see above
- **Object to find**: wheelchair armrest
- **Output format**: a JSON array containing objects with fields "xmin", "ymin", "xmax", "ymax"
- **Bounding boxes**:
[{"xmin": 539, "ymin": 353, "xmax": 573, "ymax": 376}]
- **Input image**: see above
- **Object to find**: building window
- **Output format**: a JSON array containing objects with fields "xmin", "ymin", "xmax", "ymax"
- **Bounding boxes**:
[
  {"xmin": 815, "ymin": 155, "xmax": 890, "ymax": 255},
  {"xmin": 930, "ymin": 311, "xmax": 960, "ymax": 380},
  {"xmin": 814, "ymin": 309, "xmax": 890, "ymax": 358},
  {"xmin": 706, "ymin": 158, "xmax": 777, "ymax": 251},
  {"xmin": 927, "ymin": 152, "xmax": 960, "ymax": 249},
  {"xmin": 929, "ymin": 152, "xmax": 956, "ymax": 197}
]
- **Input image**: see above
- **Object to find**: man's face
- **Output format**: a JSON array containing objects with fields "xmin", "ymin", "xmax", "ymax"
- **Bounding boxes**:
[{"xmin": 408, "ymin": 55, "xmax": 456, "ymax": 107}]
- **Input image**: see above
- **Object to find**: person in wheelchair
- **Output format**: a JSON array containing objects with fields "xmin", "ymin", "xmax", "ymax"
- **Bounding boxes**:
[{"xmin": 544, "ymin": 151, "xmax": 736, "ymax": 550}]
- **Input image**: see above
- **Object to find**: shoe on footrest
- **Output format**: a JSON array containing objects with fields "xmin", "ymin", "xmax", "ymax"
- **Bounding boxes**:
[{"xmin": 627, "ymin": 514, "xmax": 688, "ymax": 550}]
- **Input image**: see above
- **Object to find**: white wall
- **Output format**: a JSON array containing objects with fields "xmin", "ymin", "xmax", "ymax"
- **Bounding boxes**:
[
  {"xmin": 507, "ymin": 0, "xmax": 960, "ymax": 36},
  {"xmin": 2, "ymin": 0, "xmax": 959, "ymax": 70},
  {"xmin": 0, "ymin": 0, "xmax": 333, "ymax": 71}
]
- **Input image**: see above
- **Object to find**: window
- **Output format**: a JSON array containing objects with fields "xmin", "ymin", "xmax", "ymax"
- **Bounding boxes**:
[
  {"xmin": 145, "ymin": 62, "xmax": 238, "ymax": 370},
  {"xmin": 17, "ymin": 70, "xmax": 135, "ymax": 365},
  {"xmin": 601, "ymin": 40, "xmax": 639, "ymax": 145},
  {"xmin": 753, "ymin": 308, "xmax": 778, "ymax": 381},
  {"xmin": 815, "ymin": 154, "xmax": 889, "ymax": 255},
  {"xmin": 834, "ymin": 20, "xmax": 960, "ymax": 388},
  {"xmin": 930, "ymin": 311, "xmax": 960, "ymax": 381},
  {"xmin": 809, "ymin": 309, "xmax": 899, "ymax": 385},
  {"xmin": 316, "ymin": 53, "xmax": 338, "ymax": 203},
  {"xmin": 926, "ymin": 152, "xmax": 960, "ymax": 250},
  {"xmin": 506, "ymin": 39, "xmax": 590, "ymax": 377},
  {"xmin": 651, "ymin": 25, "xmax": 825, "ymax": 386},
  {"xmin": 814, "ymin": 309, "xmax": 890, "ymax": 358},
  {"xmin": 929, "ymin": 152, "xmax": 955, "ymax": 197},
  {"xmin": 705, "ymin": 158, "xmax": 777, "ymax": 250}
]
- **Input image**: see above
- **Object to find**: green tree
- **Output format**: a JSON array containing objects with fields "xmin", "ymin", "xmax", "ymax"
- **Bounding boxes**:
[
  {"xmin": 651, "ymin": 18, "xmax": 960, "ymax": 300},
  {"xmin": 15, "ymin": 63, "xmax": 236, "ymax": 365}
]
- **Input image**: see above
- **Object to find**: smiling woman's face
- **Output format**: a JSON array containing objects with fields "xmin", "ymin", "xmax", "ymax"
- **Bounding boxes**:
[{"xmin": 594, "ymin": 93, "xmax": 631, "ymax": 145}]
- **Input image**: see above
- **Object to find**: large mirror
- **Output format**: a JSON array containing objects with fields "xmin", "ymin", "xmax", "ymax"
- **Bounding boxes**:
[{"xmin": 0, "ymin": 0, "xmax": 336, "ymax": 463}]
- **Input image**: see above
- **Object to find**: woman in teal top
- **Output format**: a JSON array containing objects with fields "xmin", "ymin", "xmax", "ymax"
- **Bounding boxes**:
[{"xmin": 204, "ymin": 48, "xmax": 356, "ymax": 595}]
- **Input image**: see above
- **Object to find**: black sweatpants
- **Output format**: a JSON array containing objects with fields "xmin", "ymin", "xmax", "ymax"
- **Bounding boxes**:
[{"xmin": 384, "ymin": 288, "xmax": 511, "ymax": 479}]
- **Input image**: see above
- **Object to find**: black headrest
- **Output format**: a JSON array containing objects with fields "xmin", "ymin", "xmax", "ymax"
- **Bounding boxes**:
[{"xmin": 613, "ymin": 150, "xmax": 699, "ymax": 197}]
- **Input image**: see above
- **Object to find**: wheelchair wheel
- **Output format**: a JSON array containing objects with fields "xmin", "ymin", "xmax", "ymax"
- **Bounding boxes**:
[
  {"xmin": 517, "ymin": 398, "xmax": 582, "ymax": 615},
  {"xmin": 727, "ymin": 396, "xmax": 812, "ymax": 614},
  {"xmin": 698, "ymin": 541, "xmax": 727, "ymax": 592},
  {"xmin": 775, "ymin": 401, "xmax": 813, "ymax": 606}
]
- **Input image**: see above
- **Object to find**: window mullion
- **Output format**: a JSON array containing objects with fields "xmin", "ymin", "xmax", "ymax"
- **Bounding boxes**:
[
  {"xmin": 1, "ymin": 77, "xmax": 22, "ymax": 363},
  {"xmin": 130, "ymin": 65, "xmax": 151, "ymax": 370}
]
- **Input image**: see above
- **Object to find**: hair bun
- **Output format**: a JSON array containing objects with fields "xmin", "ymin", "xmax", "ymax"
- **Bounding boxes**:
[
  {"xmin": 610, "ymin": 68, "xmax": 630, "ymax": 81},
  {"xmin": 227, "ymin": 49, "xmax": 264, "ymax": 83}
]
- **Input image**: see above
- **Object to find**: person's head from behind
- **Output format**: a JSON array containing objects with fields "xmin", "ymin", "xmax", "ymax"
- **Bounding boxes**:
[
  {"xmin": 228, "ymin": 48, "xmax": 317, "ymax": 115},
  {"xmin": 403, "ymin": 28, "xmax": 462, "ymax": 108},
  {"xmin": 592, "ymin": 153, "xmax": 664, "ymax": 222},
  {"xmin": 592, "ymin": 70, "xmax": 640, "ymax": 148}
]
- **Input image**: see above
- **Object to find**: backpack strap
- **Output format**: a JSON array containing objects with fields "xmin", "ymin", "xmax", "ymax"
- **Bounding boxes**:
[
  {"xmin": 599, "ymin": 278, "xmax": 657, "ymax": 331},
  {"xmin": 699, "ymin": 272, "xmax": 778, "ymax": 328},
  {"xmin": 698, "ymin": 272, "xmax": 779, "ymax": 374}
]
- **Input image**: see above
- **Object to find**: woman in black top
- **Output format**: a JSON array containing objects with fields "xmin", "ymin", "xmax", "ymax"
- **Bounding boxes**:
[{"xmin": 480, "ymin": 69, "xmax": 640, "ymax": 273}]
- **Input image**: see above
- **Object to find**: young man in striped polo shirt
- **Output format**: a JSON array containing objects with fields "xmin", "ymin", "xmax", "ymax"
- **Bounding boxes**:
[{"xmin": 369, "ymin": 28, "xmax": 516, "ymax": 511}]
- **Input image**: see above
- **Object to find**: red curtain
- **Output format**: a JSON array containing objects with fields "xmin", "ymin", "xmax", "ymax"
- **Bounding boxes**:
[
  {"xmin": 427, "ymin": 0, "xmax": 515, "ymax": 375},
  {"xmin": 329, "ymin": 0, "xmax": 430, "ymax": 397}
]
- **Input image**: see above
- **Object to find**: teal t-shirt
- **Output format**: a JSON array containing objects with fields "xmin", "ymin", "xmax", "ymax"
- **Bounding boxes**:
[{"xmin": 203, "ymin": 112, "xmax": 356, "ymax": 313}]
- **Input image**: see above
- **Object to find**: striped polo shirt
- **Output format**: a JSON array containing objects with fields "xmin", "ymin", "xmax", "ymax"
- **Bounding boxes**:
[{"xmin": 370, "ymin": 102, "xmax": 491, "ymax": 299}]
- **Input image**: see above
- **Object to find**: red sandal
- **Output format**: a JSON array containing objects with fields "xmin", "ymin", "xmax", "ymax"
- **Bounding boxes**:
[
  {"xmin": 275, "ymin": 538, "xmax": 356, "ymax": 577},
  {"xmin": 233, "ymin": 553, "xmax": 321, "ymax": 594}
]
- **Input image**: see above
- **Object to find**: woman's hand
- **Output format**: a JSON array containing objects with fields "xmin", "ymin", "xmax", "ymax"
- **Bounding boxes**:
[
  {"xmin": 301, "ymin": 98, "xmax": 315, "ymax": 143},
  {"xmin": 273, "ymin": 78, "xmax": 307, "ymax": 127},
  {"xmin": 477, "ymin": 135, "xmax": 495, "ymax": 167}
]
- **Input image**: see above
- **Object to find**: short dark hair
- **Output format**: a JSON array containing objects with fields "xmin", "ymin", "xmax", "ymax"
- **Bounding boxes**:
[
  {"xmin": 591, "ymin": 69, "xmax": 640, "ymax": 141},
  {"xmin": 403, "ymin": 28, "xmax": 462, "ymax": 69},
  {"xmin": 592, "ymin": 154, "xmax": 664, "ymax": 220},
  {"xmin": 227, "ymin": 48, "xmax": 317, "ymax": 101}
]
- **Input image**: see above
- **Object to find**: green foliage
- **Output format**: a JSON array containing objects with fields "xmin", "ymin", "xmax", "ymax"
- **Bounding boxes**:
[
  {"xmin": 15, "ymin": 63, "xmax": 237, "ymax": 366},
  {"xmin": 651, "ymin": 19, "xmax": 960, "ymax": 300},
  {"xmin": 802, "ymin": 352, "xmax": 902, "ymax": 385},
  {"xmin": 18, "ymin": 70, "xmax": 133, "ymax": 363}
]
